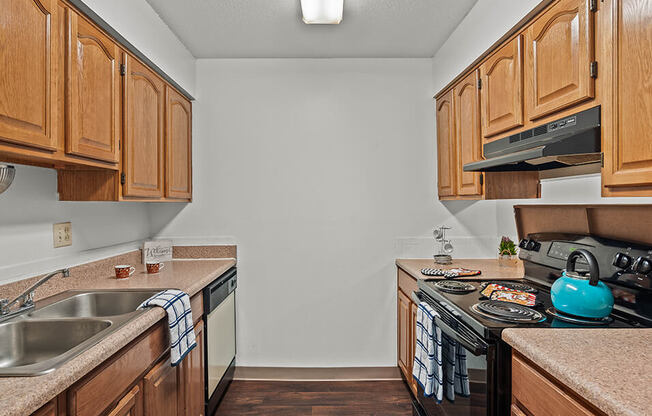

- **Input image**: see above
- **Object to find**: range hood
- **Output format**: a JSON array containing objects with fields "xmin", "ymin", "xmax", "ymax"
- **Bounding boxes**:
[{"xmin": 464, "ymin": 106, "xmax": 601, "ymax": 172}]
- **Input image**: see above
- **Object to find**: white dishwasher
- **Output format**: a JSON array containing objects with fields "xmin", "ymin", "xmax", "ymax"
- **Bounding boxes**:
[{"xmin": 203, "ymin": 267, "xmax": 236, "ymax": 415}]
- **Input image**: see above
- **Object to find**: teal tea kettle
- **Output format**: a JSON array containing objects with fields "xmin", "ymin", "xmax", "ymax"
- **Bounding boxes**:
[{"xmin": 550, "ymin": 249, "xmax": 614, "ymax": 319}]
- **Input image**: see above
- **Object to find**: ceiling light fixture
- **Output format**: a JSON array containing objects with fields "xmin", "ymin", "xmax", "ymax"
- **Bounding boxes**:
[{"xmin": 301, "ymin": 0, "xmax": 343, "ymax": 24}]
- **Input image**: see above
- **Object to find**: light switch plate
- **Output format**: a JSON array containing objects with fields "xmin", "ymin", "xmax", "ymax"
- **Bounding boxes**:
[{"xmin": 53, "ymin": 222, "xmax": 72, "ymax": 248}]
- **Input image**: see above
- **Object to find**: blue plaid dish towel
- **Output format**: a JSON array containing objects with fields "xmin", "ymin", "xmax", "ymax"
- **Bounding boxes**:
[
  {"xmin": 139, "ymin": 289, "xmax": 196, "ymax": 366},
  {"xmin": 412, "ymin": 301, "xmax": 470, "ymax": 402}
]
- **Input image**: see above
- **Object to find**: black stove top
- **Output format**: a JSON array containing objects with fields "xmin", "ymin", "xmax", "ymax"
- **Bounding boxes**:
[{"xmin": 418, "ymin": 278, "xmax": 643, "ymax": 339}]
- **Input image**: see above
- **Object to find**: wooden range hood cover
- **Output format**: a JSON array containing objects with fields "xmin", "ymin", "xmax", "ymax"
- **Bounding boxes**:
[{"xmin": 514, "ymin": 205, "xmax": 652, "ymax": 247}]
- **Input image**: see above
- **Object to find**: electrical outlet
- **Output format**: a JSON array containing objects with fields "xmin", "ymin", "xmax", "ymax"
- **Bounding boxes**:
[{"xmin": 53, "ymin": 222, "xmax": 72, "ymax": 248}]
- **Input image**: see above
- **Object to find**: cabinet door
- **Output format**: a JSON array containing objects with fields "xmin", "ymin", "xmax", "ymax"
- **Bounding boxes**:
[
  {"xmin": 180, "ymin": 321, "xmax": 205, "ymax": 416},
  {"xmin": 525, "ymin": 0, "xmax": 595, "ymax": 120},
  {"xmin": 32, "ymin": 399, "xmax": 57, "ymax": 416},
  {"xmin": 480, "ymin": 36, "xmax": 524, "ymax": 138},
  {"xmin": 602, "ymin": 0, "xmax": 652, "ymax": 190},
  {"xmin": 397, "ymin": 290, "xmax": 411, "ymax": 380},
  {"xmin": 454, "ymin": 70, "xmax": 483, "ymax": 197},
  {"xmin": 436, "ymin": 90, "xmax": 456, "ymax": 198},
  {"xmin": 143, "ymin": 357, "xmax": 178, "ymax": 416},
  {"xmin": 409, "ymin": 300, "xmax": 418, "ymax": 395},
  {"xmin": 165, "ymin": 86, "xmax": 192, "ymax": 200},
  {"xmin": 123, "ymin": 54, "xmax": 165, "ymax": 198},
  {"xmin": 66, "ymin": 11, "xmax": 120, "ymax": 163},
  {"xmin": 107, "ymin": 384, "xmax": 143, "ymax": 416},
  {"xmin": 0, "ymin": 0, "xmax": 57, "ymax": 150}
]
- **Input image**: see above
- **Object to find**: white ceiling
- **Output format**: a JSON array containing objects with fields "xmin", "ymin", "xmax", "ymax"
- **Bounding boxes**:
[{"xmin": 144, "ymin": 0, "xmax": 478, "ymax": 58}]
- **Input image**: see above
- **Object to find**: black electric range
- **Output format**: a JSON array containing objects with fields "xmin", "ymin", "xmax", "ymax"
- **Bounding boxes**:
[{"xmin": 411, "ymin": 233, "xmax": 652, "ymax": 416}]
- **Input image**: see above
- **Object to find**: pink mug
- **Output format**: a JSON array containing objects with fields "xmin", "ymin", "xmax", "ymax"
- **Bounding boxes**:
[{"xmin": 115, "ymin": 265, "xmax": 135, "ymax": 279}]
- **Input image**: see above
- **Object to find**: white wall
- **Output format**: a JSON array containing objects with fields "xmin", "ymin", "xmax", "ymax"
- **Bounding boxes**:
[
  {"xmin": 149, "ymin": 58, "xmax": 495, "ymax": 367},
  {"xmin": 83, "ymin": 0, "xmax": 196, "ymax": 95},
  {"xmin": 0, "ymin": 0, "xmax": 196, "ymax": 284}
]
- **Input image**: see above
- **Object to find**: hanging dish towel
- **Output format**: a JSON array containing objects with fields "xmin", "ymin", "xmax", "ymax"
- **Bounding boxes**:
[
  {"xmin": 412, "ymin": 301, "xmax": 444, "ymax": 402},
  {"xmin": 442, "ymin": 334, "xmax": 470, "ymax": 401},
  {"xmin": 139, "ymin": 289, "xmax": 196, "ymax": 366}
]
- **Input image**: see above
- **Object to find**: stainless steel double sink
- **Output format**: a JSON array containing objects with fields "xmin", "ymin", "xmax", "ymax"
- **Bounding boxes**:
[{"xmin": 0, "ymin": 290, "xmax": 161, "ymax": 376}]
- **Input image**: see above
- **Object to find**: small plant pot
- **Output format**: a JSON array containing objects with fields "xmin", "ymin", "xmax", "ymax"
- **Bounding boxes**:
[{"xmin": 498, "ymin": 254, "xmax": 519, "ymax": 267}]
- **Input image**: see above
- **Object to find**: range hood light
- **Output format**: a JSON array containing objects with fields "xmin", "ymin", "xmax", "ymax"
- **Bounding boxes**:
[{"xmin": 301, "ymin": 0, "xmax": 343, "ymax": 24}]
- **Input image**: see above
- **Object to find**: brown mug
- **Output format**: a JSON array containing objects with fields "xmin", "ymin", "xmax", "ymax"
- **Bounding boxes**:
[
  {"xmin": 146, "ymin": 262, "xmax": 165, "ymax": 274},
  {"xmin": 115, "ymin": 265, "xmax": 135, "ymax": 279}
]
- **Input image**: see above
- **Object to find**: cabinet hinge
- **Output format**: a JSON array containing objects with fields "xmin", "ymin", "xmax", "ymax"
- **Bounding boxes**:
[
  {"xmin": 479, "ymin": 173, "xmax": 484, "ymax": 186},
  {"xmin": 477, "ymin": 78, "xmax": 482, "ymax": 90},
  {"xmin": 590, "ymin": 0, "xmax": 598, "ymax": 12},
  {"xmin": 600, "ymin": 152, "xmax": 604, "ymax": 167},
  {"xmin": 120, "ymin": 64, "xmax": 126, "ymax": 76},
  {"xmin": 120, "ymin": 173, "xmax": 126, "ymax": 185},
  {"xmin": 590, "ymin": 61, "xmax": 598, "ymax": 78}
]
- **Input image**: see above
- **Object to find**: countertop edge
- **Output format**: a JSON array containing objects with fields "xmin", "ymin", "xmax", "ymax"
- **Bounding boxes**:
[
  {"xmin": 502, "ymin": 329, "xmax": 645, "ymax": 416},
  {"xmin": 1, "ymin": 259, "xmax": 236, "ymax": 416}
]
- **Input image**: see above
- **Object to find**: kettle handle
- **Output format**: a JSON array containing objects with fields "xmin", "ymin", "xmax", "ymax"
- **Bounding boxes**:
[{"xmin": 566, "ymin": 249, "xmax": 601, "ymax": 286}]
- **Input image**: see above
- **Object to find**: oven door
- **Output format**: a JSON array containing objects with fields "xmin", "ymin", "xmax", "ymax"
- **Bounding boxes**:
[{"xmin": 412, "ymin": 292, "xmax": 496, "ymax": 416}]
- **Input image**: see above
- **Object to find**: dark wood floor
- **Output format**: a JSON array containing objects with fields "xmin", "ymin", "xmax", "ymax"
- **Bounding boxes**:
[{"xmin": 214, "ymin": 380, "xmax": 414, "ymax": 415}]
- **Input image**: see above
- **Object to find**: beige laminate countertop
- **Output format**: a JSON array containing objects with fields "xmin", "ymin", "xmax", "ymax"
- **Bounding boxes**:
[
  {"xmin": 396, "ymin": 258, "xmax": 524, "ymax": 280},
  {"xmin": 0, "ymin": 258, "xmax": 236, "ymax": 416},
  {"xmin": 502, "ymin": 328, "xmax": 652, "ymax": 416}
]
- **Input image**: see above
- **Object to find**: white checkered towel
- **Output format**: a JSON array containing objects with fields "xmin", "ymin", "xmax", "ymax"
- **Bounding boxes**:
[
  {"xmin": 413, "ymin": 301, "xmax": 471, "ymax": 402},
  {"xmin": 413, "ymin": 301, "xmax": 444, "ymax": 401},
  {"xmin": 139, "ymin": 289, "xmax": 196, "ymax": 366}
]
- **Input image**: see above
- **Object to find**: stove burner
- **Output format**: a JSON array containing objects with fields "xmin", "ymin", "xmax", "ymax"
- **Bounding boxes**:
[
  {"xmin": 433, "ymin": 280, "xmax": 476, "ymax": 294},
  {"xmin": 481, "ymin": 281, "xmax": 538, "ymax": 293},
  {"xmin": 546, "ymin": 307, "xmax": 613, "ymax": 325},
  {"xmin": 472, "ymin": 300, "xmax": 545, "ymax": 323}
]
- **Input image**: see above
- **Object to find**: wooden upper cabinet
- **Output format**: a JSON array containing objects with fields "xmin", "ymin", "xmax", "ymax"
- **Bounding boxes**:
[
  {"xmin": 0, "ymin": 0, "xmax": 57, "ymax": 151},
  {"xmin": 525, "ymin": 0, "xmax": 595, "ymax": 120},
  {"xmin": 602, "ymin": 0, "xmax": 652, "ymax": 190},
  {"xmin": 66, "ymin": 11, "xmax": 120, "ymax": 163},
  {"xmin": 143, "ymin": 357, "xmax": 179, "ymax": 416},
  {"xmin": 480, "ymin": 35, "xmax": 524, "ymax": 139},
  {"xmin": 165, "ymin": 86, "xmax": 192, "ymax": 200},
  {"xmin": 123, "ymin": 54, "xmax": 165, "ymax": 199},
  {"xmin": 436, "ymin": 90, "xmax": 456, "ymax": 198},
  {"xmin": 454, "ymin": 70, "xmax": 483, "ymax": 197}
]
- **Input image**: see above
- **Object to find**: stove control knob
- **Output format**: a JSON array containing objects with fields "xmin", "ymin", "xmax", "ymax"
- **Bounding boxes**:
[
  {"xmin": 612, "ymin": 252, "xmax": 633, "ymax": 269},
  {"xmin": 519, "ymin": 239, "xmax": 529, "ymax": 249},
  {"xmin": 633, "ymin": 257, "xmax": 652, "ymax": 275},
  {"xmin": 525, "ymin": 240, "xmax": 540, "ymax": 252}
]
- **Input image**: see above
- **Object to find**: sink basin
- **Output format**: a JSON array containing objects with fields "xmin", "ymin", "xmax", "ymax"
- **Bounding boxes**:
[
  {"xmin": 0, "ymin": 289, "xmax": 162, "ymax": 376},
  {"xmin": 0, "ymin": 319, "xmax": 111, "ymax": 375},
  {"xmin": 29, "ymin": 290, "xmax": 161, "ymax": 319}
]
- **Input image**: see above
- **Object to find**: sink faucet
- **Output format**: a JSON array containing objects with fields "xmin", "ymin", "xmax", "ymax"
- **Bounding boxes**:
[{"xmin": 0, "ymin": 268, "xmax": 70, "ymax": 322}]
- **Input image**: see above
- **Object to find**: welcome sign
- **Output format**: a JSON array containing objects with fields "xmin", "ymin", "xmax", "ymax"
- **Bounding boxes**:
[{"xmin": 143, "ymin": 240, "xmax": 173, "ymax": 263}]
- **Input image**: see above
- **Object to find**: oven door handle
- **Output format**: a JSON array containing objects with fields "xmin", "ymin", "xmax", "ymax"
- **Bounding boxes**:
[{"xmin": 411, "ymin": 292, "xmax": 487, "ymax": 356}]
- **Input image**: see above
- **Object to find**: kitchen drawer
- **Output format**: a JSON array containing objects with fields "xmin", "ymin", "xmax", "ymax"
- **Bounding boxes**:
[
  {"xmin": 512, "ymin": 353, "xmax": 598, "ymax": 416},
  {"xmin": 68, "ymin": 321, "xmax": 167, "ymax": 416},
  {"xmin": 398, "ymin": 268, "xmax": 418, "ymax": 296}
]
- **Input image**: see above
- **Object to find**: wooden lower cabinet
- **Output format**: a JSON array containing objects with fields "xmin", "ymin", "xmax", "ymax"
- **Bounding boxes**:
[
  {"xmin": 108, "ymin": 384, "xmax": 143, "ymax": 416},
  {"xmin": 143, "ymin": 356, "xmax": 179, "ymax": 416},
  {"xmin": 51, "ymin": 294, "xmax": 206, "ymax": 416},
  {"xmin": 397, "ymin": 268, "xmax": 418, "ymax": 395},
  {"xmin": 512, "ymin": 352, "xmax": 602, "ymax": 416},
  {"xmin": 179, "ymin": 321, "xmax": 205, "ymax": 416}
]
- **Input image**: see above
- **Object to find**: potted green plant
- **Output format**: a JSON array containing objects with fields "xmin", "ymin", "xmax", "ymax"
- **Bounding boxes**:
[{"xmin": 498, "ymin": 236, "xmax": 518, "ymax": 266}]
